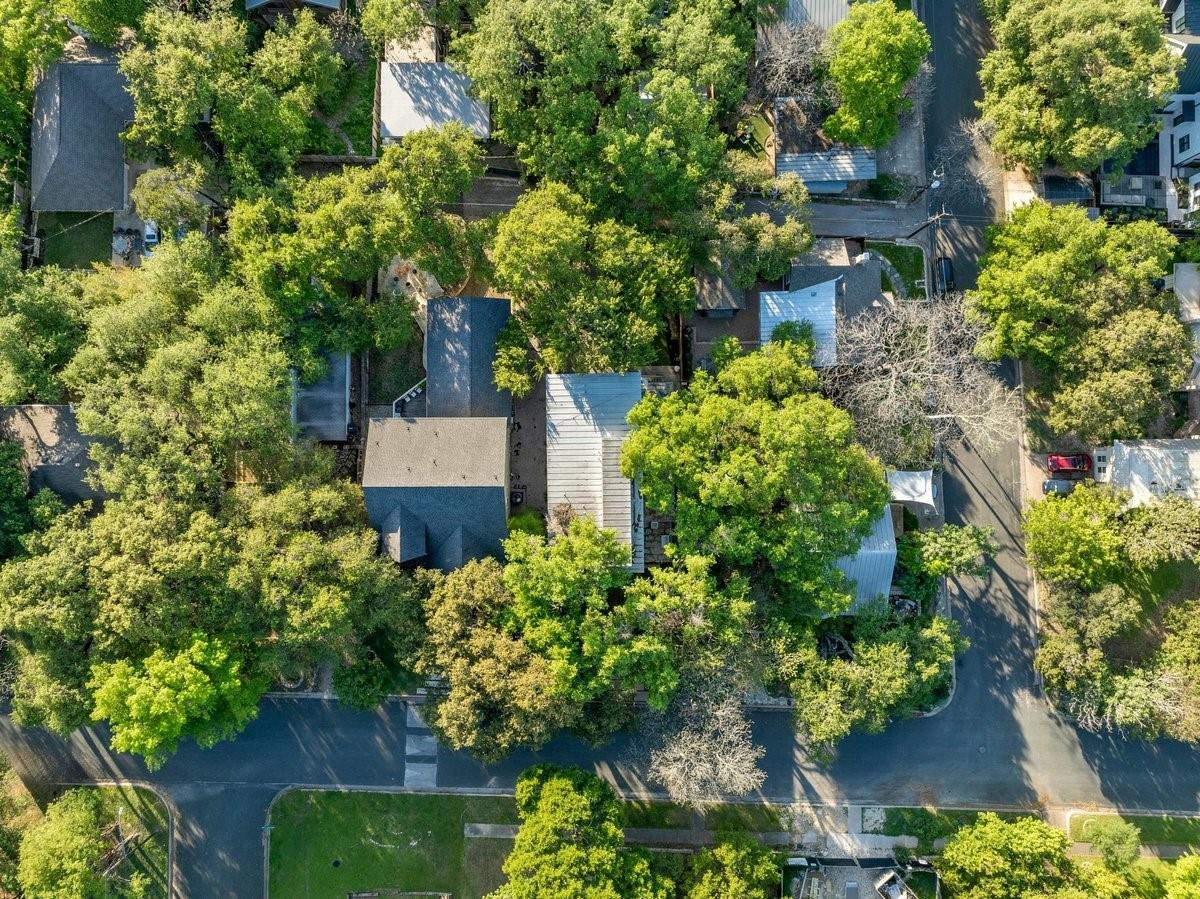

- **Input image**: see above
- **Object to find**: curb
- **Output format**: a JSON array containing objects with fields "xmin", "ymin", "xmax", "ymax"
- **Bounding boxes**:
[{"xmin": 55, "ymin": 779, "xmax": 177, "ymax": 899}]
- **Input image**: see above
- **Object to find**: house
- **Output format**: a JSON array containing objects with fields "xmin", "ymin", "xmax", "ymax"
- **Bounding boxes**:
[
  {"xmin": 775, "ymin": 143, "xmax": 878, "ymax": 195},
  {"xmin": 245, "ymin": 0, "xmax": 343, "ymax": 12},
  {"xmin": 545, "ymin": 373, "xmax": 645, "ymax": 571},
  {"xmin": 292, "ymin": 350, "xmax": 351, "ymax": 443},
  {"xmin": 759, "ymin": 277, "xmax": 839, "ymax": 366},
  {"xmin": 757, "ymin": 0, "xmax": 851, "ymax": 54},
  {"xmin": 1172, "ymin": 263, "xmax": 1200, "ymax": 390},
  {"xmin": 1104, "ymin": 4, "xmax": 1200, "ymax": 218},
  {"xmin": 30, "ymin": 57, "xmax": 134, "ymax": 213},
  {"xmin": 835, "ymin": 508, "xmax": 897, "ymax": 612},
  {"xmin": 1094, "ymin": 438, "xmax": 1200, "ymax": 506},
  {"xmin": 0, "ymin": 405, "xmax": 103, "ymax": 504},
  {"xmin": 379, "ymin": 61, "xmax": 490, "ymax": 142},
  {"xmin": 424, "ymin": 296, "xmax": 511, "ymax": 418},
  {"xmin": 362, "ymin": 417, "xmax": 509, "ymax": 571}
]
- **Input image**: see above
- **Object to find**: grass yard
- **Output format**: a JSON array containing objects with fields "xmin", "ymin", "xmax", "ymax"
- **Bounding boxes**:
[
  {"xmin": 268, "ymin": 791, "xmax": 519, "ymax": 899},
  {"xmin": 866, "ymin": 240, "xmax": 927, "ymax": 298},
  {"xmin": 340, "ymin": 60, "xmax": 378, "ymax": 155},
  {"xmin": 1071, "ymin": 812, "xmax": 1200, "ymax": 848},
  {"xmin": 905, "ymin": 870, "xmax": 939, "ymax": 899},
  {"xmin": 703, "ymin": 803, "xmax": 784, "ymax": 833},
  {"xmin": 38, "ymin": 211, "xmax": 112, "ymax": 269},
  {"xmin": 1126, "ymin": 859, "xmax": 1176, "ymax": 899},
  {"xmin": 95, "ymin": 785, "xmax": 172, "ymax": 899},
  {"xmin": 622, "ymin": 799, "xmax": 693, "ymax": 829},
  {"xmin": 878, "ymin": 807, "xmax": 1033, "ymax": 852},
  {"xmin": 367, "ymin": 340, "xmax": 425, "ymax": 406}
]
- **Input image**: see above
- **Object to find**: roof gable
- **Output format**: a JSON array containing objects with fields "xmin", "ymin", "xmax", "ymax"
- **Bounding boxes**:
[{"xmin": 31, "ymin": 62, "xmax": 134, "ymax": 212}]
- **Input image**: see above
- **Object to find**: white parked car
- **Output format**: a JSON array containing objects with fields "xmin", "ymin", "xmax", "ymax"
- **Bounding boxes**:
[{"xmin": 142, "ymin": 220, "xmax": 160, "ymax": 256}]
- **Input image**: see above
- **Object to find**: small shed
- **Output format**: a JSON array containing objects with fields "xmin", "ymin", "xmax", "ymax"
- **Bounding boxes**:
[
  {"xmin": 694, "ymin": 263, "xmax": 744, "ymax": 317},
  {"xmin": 835, "ymin": 509, "xmax": 897, "ymax": 612},
  {"xmin": 545, "ymin": 373, "xmax": 645, "ymax": 572},
  {"xmin": 379, "ymin": 61, "xmax": 490, "ymax": 142},
  {"xmin": 759, "ymin": 278, "xmax": 839, "ymax": 366},
  {"xmin": 425, "ymin": 296, "xmax": 512, "ymax": 418},
  {"xmin": 292, "ymin": 350, "xmax": 350, "ymax": 443}
]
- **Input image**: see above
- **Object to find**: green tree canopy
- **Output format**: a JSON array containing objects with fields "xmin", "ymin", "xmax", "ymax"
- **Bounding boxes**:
[
  {"xmin": 90, "ymin": 633, "xmax": 264, "ymax": 770},
  {"xmin": 1123, "ymin": 495, "xmax": 1200, "ymax": 569},
  {"xmin": 622, "ymin": 338, "xmax": 890, "ymax": 611},
  {"xmin": 979, "ymin": 0, "xmax": 1178, "ymax": 173},
  {"xmin": 488, "ymin": 765, "xmax": 673, "ymax": 899},
  {"xmin": 824, "ymin": 0, "xmax": 931, "ymax": 148},
  {"xmin": 0, "ymin": 264, "xmax": 86, "ymax": 405},
  {"xmin": 130, "ymin": 161, "xmax": 212, "ymax": 234},
  {"xmin": 55, "ymin": 0, "xmax": 145, "ymax": 45},
  {"xmin": 939, "ymin": 813, "xmax": 1074, "ymax": 899},
  {"xmin": 17, "ymin": 789, "xmax": 106, "ymax": 899},
  {"xmin": 684, "ymin": 834, "xmax": 780, "ymax": 899},
  {"xmin": 491, "ymin": 182, "xmax": 692, "ymax": 396},
  {"xmin": 1087, "ymin": 817, "xmax": 1140, "ymax": 871},
  {"xmin": 1166, "ymin": 855, "xmax": 1200, "ymax": 899},
  {"xmin": 1023, "ymin": 485, "xmax": 1127, "ymax": 589}
]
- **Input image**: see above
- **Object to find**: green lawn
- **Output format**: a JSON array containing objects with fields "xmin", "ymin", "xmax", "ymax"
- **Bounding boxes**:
[
  {"xmin": 368, "ymin": 340, "xmax": 425, "ymax": 406},
  {"xmin": 622, "ymin": 799, "xmax": 693, "ymax": 829},
  {"xmin": 866, "ymin": 240, "xmax": 927, "ymax": 299},
  {"xmin": 269, "ymin": 791, "xmax": 519, "ymax": 899},
  {"xmin": 341, "ymin": 60, "xmax": 378, "ymax": 155},
  {"xmin": 1071, "ymin": 813, "xmax": 1200, "ymax": 848},
  {"xmin": 879, "ymin": 808, "xmax": 1033, "ymax": 853},
  {"xmin": 703, "ymin": 803, "xmax": 784, "ymax": 833},
  {"xmin": 38, "ymin": 211, "xmax": 112, "ymax": 269},
  {"xmin": 905, "ymin": 870, "xmax": 939, "ymax": 899},
  {"xmin": 1126, "ymin": 859, "xmax": 1175, "ymax": 899},
  {"xmin": 94, "ymin": 785, "xmax": 172, "ymax": 899}
]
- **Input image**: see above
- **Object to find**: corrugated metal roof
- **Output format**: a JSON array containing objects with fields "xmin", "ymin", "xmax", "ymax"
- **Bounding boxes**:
[
  {"xmin": 835, "ymin": 509, "xmax": 897, "ymax": 613},
  {"xmin": 292, "ymin": 350, "xmax": 350, "ymax": 442},
  {"xmin": 425, "ymin": 296, "xmax": 512, "ymax": 418},
  {"xmin": 760, "ymin": 279, "xmax": 839, "ymax": 366},
  {"xmin": 380, "ymin": 61, "xmax": 489, "ymax": 141},
  {"xmin": 246, "ymin": 0, "xmax": 341, "ymax": 10},
  {"xmin": 545, "ymin": 373, "xmax": 645, "ymax": 571},
  {"xmin": 780, "ymin": 0, "xmax": 851, "ymax": 30},
  {"xmin": 775, "ymin": 148, "xmax": 877, "ymax": 184}
]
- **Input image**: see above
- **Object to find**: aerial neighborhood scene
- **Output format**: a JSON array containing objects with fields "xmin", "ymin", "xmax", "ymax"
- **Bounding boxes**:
[{"xmin": 7, "ymin": 0, "xmax": 1200, "ymax": 897}]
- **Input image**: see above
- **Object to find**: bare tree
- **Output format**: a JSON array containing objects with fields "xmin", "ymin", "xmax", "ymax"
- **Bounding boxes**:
[
  {"xmin": 752, "ymin": 22, "xmax": 835, "ymax": 115},
  {"xmin": 929, "ymin": 117, "xmax": 1004, "ymax": 210},
  {"xmin": 823, "ymin": 292, "xmax": 1021, "ymax": 467},
  {"xmin": 642, "ymin": 692, "xmax": 766, "ymax": 807}
]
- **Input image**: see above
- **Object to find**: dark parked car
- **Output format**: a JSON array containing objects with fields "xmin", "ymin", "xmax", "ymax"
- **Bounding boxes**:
[
  {"xmin": 1047, "ymin": 453, "xmax": 1092, "ymax": 474},
  {"xmin": 1042, "ymin": 478, "xmax": 1077, "ymax": 496},
  {"xmin": 937, "ymin": 256, "xmax": 955, "ymax": 293}
]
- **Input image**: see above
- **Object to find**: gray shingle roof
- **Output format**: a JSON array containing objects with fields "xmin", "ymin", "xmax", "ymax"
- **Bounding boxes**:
[
  {"xmin": 362, "ymin": 416, "xmax": 509, "ymax": 572},
  {"xmin": 695, "ymin": 263, "xmax": 744, "ymax": 313},
  {"xmin": 31, "ymin": 61, "xmax": 133, "ymax": 213},
  {"xmin": 425, "ymin": 296, "xmax": 512, "ymax": 418}
]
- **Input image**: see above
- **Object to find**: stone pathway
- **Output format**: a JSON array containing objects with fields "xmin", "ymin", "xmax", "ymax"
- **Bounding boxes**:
[
  {"xmin": 863, "ymin": 250, "xmax": 909, "ymax": 301},
  {"xmin": 402, "ymin": 703, "xmax": 437, "ymax": 788}
]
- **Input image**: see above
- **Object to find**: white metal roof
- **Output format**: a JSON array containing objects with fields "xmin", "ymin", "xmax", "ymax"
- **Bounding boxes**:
[
  {"xmin": 1106, "ymin": 438, "xmax": 1200, "ymax": 507},
  {"xmin": 545, "ymin": 373, "xmax": 645, "ymax": 572},
  {"xmin": 835, "ymin": 509, "xmax": 896, "ymax": 613},
  {"xmin": 1177, "ymin": 263, "xmax": 1200, "ymax": 324},
  {"xmin": 888, "ymin": 470, "xmax": 935, "ymax": 507},
  {"xmin": 760, "ymin": 278, "xmax": 839, "ymax": 366},
  {"xmin": 775, "ymin": 147, "xmax": 877, "ymax": 184},
  {"xmin": 379, "ymin": 62, "xmax": 490, "ymax": 141}
]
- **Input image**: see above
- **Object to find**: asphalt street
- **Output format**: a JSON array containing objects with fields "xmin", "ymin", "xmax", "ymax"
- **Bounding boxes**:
[{"xmin": 5, "ymin": 2, "xmax": 1200, "ymax": 898}]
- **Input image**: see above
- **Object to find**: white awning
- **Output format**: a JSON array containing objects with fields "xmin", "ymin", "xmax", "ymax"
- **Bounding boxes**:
[{"xmin": 888, "ymin": 470, "xmax": 936, "ymax": 508}]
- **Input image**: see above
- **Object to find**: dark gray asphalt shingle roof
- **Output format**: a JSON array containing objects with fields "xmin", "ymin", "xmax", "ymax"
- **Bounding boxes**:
[
  {"xmin": 425, "ymin": 296, "xmax": 512, "ymax": 419},
  {"xmin": 31, "ymin": 61, "xmax": 134, "ymax": 213}
]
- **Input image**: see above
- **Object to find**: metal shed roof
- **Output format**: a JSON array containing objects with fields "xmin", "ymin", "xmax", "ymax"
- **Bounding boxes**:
[
  {"xmin": 246, "ymin": 0, "xmax": 341, "ymax": 9},
  {"xmin": 291, "ymin": 350, "xmax": 350, "ymax": 442},
  {"xmin": 545, "ymin": 373, "xmax": 644, "ymax": 572},
  {"xmin": 775, "ymin": 147, "xmax": 877, "ymax": 186},
  {"xmin": 1104, "ymin": 439, "xmax": 1200, "ymax": 507},
  {"xmin": 835, "ymin": 509, "xmax": 897, "ymax": 613},
  {"xmin": 760, "ymin": 278, "xmax": 839, "ymax": 366},
  {"xmin": 379, "ymin": 61, "xmax": 490, "ymax": 141}
]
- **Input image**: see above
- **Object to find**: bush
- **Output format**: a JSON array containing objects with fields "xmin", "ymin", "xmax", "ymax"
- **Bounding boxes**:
[
  {"xmin": 1087, "ymin": 817, "xmax": 1140, "ymax": 871},
  {"xmin": 333, "ymin": 652, "xmax": 394, "ymax": 710}
]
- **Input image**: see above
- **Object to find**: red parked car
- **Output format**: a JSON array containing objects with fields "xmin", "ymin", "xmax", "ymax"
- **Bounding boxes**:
[{"xmin": 1047, "ymin": 453, "xmax": 1092, "ymax": 474}]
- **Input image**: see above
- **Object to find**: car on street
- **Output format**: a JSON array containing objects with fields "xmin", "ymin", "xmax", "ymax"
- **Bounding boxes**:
[
  {"xmin": 1042, "ymin": 478, "xmax": 1077, "ymax": 496},
  {"xmin": 1047, "ymin": 453, "xmax": 1092, "ymax": 475},
  {"xmin": 937, "ymin": 256, "xmax": 956, "ymax": 293}
]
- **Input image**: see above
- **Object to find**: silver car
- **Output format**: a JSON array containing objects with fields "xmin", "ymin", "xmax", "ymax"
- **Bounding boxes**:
[{"xmin": 1042, "ymin": 478, "xmax": 1076, "ymax": 496}]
